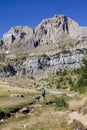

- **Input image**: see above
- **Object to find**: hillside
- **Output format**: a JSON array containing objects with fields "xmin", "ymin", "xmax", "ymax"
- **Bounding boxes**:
[{"xmin": 0, "ymin": 76, "xmax": 87, "ymax": 130}]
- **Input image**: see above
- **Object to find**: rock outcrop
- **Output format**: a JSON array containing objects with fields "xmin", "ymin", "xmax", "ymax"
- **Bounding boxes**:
[{"xmin": 18, "ymin": 49, "xmax": 84, "ymax": 76}]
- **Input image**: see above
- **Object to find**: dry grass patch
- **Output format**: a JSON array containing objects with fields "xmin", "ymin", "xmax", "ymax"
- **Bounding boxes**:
[{"xmin": 0, "ymin": 107, "xmax": 87, "ymax": 130}]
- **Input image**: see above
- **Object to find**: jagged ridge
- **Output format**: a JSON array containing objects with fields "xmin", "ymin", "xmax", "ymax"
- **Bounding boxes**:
[{"xmin": 0, "ymin": 14, "xmax": 87, "ymax": 51}]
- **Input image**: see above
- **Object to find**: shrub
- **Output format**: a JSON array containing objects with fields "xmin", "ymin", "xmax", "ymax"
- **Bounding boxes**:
[
  {"xmin": 68, "ymin": 77, "xmax": 73, "ymax": 85},
  {"xmin": 73, "ymin": 56, "xmax": 87, "ymax": 92},
  {"xmin": 55, "ymin": 96, "xmax": 67, "ymax": 108},
  {"xmin": 3, "ymin": 64, "xmax": 16, "ymax": 76},
  {"xmin": 56, "ymin": 83, "xmax": 61, "ymax": 89},
  {"xmin": 74, "ymin": 75, "xmax": 87, "ymax": 93},
  {"xmin": 0, "ymin": 53, "xmax": 5, "ymax": 62},
  {"xmin": 62, "ymin": 69, "xmax": 67, "ymax": 75}
]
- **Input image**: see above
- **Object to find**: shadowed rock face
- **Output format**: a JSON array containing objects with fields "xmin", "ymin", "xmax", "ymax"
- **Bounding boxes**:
[
  {"xmin": 20, "ymin": 49, "xmax": 84, "ymax": 76},
  {"xmin": 0, "ymin": 40, "xmax": 4, "ymax": 46},
  {"xmin": 1, "ymin": 15, "xmax": 87, "ymax": 50}
]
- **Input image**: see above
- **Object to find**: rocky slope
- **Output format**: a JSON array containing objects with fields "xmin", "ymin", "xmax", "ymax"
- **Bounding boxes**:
[{"xmin": 0, "ymin": 15, "xmax": 87, "ymax": 77}]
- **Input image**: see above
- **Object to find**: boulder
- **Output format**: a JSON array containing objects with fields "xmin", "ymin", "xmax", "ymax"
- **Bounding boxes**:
[
  {"xmin": 19, "ymin": 107, "xmax": 29, "ymax": 114},
  {"xmin": 10, "ymin": 94, "xmax": 24, "ymax": 98}
]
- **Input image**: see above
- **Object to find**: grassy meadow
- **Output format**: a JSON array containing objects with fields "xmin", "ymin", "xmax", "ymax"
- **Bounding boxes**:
[{"xmin": 0, "ymin": 68, "xmax": 87, "ymax": 130}]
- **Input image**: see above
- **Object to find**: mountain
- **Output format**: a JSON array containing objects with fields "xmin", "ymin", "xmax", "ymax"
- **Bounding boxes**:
[
  {"xmin": 34, "ymin": 15, "xmax": 87, "ymax": 45},
  {"xmin": 1, "ymin": 15, "xmax": 87, "ymax": 50},
  {"xmin": 0, "ymin": 15, "xmax": 87, "ymax": 78}
]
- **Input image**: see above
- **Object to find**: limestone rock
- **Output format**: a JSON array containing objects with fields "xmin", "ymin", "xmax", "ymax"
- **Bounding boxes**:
[
  {"xmin": 19, "ymin": 107, "xmax": 29, "ymax": 114},
  {"xmin": 10, "ymin": 94, "xmax": 24, "ymax": 98}
]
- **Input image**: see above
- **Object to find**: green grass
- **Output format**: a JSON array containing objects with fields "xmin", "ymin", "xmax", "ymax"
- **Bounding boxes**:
[
  {"xmin": 0, "ymin": 93, "xmax": 38, "ymax": 116},
  {"xmin": 0, "ymin": 53, "xmax": 6, "ymax": 62},
  {"xmin": 0, "ymin": 78, "xmax": 39, "ymax": 117}
]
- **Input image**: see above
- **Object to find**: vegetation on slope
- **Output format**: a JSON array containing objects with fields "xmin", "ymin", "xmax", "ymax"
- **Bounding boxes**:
[
  {"xmin": 74, "ymin": 56, "xmax": 87, "ymax": 92},
  {"xmin": 45, "ymin": 55, "xmax": 87, "ymax": 93}
]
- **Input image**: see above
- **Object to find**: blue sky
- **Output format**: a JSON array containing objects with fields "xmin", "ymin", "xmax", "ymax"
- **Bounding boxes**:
[{"xmin": 0, "ymin": 0, "xmax": 87, "ymax": 37}]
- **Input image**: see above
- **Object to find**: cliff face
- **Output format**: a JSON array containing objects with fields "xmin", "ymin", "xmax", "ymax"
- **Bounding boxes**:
[
  {"xmin": 17, "ymin": 49, "xmax": 84, "ymax": 77},
  {"xmin": 0, "ymin": 15, "xmax": 87, "ymax": 77}
]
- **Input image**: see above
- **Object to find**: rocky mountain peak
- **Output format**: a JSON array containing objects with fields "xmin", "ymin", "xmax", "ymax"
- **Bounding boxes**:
[
  {"xmin": 2, "ymin": 26, "xmax": 33, "ymax": 50},
  {"xmin": 7, "ymin": 26, "xmax": 33, "ymax": 35},
  {"xmin": 1, "ymin": 14, "xmax": 87, "ymax": 50},
  {"xmin": 3, "ymin": 26, "xmax": 33, "ymax": 42},
  {"xmin": 47, "ymin": 15, "xmax": 68, "ymax": 33},
  {"xmin": 34, "ymin": 15, "xmax": 70, "ymax": 46}
]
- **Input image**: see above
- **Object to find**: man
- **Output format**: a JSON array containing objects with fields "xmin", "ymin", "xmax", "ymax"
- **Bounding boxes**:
[{"xmin": 41, "ymin": 87, "xmax": 46, "ymax": 99}]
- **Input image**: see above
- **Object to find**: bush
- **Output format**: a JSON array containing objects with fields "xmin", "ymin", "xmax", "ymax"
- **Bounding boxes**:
[
  {"xmin": 62, "ymin": 69, "xmax": 67, "ymax": 75},
  {"xmin": 75, "ymin": 75, "xmax": 83, "ymax": 87},
  {"xmin": 55, "ymin": 96, "xmax": 67, "ymax": 108},
  {"xmin": 56, "ymin": 83, "xmax": 61, "ymax": 89},
  {"xmin": 3, "ymin": 64, "xmax": 16, "ymax": 76},
  {"xmin": 0, "ymin": 53, "xmax": 5, "ymax": 62},
  {"xmin": 74, "ymin": 75, "xmax": 87, "ymax": 93},
  {"xmin": 68, "ymin": 77, "xmax": 73, "ymax": 85},
  {"xmin": 73, "ymin": 56, "xmax": 87, "ymax": 92}
]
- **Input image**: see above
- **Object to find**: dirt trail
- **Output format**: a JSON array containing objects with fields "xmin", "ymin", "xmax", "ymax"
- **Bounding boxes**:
[
  {"xmin": 69, "ymin": 112, "xmax": 87, "ymax": 128},
  {"xmin": 47, "ymin": 90, "xmax": 77, "ymax": 97}
]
